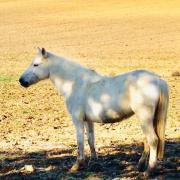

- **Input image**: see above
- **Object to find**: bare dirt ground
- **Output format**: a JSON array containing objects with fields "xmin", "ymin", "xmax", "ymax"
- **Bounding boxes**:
[{"xmin": 0, "ymin": 0, "xmax": 179, "ymax": 179}]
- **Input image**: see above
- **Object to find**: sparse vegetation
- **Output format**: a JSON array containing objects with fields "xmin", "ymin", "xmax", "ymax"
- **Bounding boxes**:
[{"xmin": 0, "ymin": 76, "xmax": 16, "ymax": 82}]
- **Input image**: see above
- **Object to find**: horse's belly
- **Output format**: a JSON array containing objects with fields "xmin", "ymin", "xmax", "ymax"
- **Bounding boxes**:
[
  {"xmin": 85, "ymin": 80, "xmax": 133, "ymax": 123},
  {"xmin": 85, "ymin": 104, "xmax": 133, "ymax": 123}
]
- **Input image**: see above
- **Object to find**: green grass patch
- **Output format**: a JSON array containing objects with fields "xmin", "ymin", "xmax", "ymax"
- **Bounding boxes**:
[
  {"xmin": 22, "ymin": 110, "xmax": 29, "ymax": 114},
  {"xmin": 0, "ymin": 76, "xmax": 17, "ymax": 82}
]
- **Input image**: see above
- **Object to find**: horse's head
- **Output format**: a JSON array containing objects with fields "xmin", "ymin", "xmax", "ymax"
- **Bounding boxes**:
[{"xmin": 19, "ymin": 48, "xmax": 50, "ymax": 87}]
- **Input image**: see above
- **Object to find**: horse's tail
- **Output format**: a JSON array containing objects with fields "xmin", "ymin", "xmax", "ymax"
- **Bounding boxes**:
[{"xmin": 154, "ymin": 79, "xmax": 169, "ymax": 160}]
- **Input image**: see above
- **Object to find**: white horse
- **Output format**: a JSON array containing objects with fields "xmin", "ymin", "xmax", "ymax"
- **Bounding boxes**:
[{"xmin": 19, "ymin": 48, "xmax": 169, "ymax": 176}]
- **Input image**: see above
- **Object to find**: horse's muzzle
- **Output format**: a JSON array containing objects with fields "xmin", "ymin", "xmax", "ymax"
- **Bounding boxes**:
[{"xmin": 19, "ymin": 77, "xmax": 29, "ymax": 87}]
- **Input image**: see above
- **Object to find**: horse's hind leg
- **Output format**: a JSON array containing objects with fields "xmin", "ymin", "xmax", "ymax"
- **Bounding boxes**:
[
  {"xmin": 144, "ymin": 125, "xmax": 158, "ymax": 177},
  {"xmin": 136, "ymin": 106, "xmax": 158, "ymax": 176},
  {"xmin": 85, "ymin": 121, "xmax": 97, "ymax": 160},
  {"xmin": 138, "ymin": 138, "xmax": 149, "ymax": 171}
]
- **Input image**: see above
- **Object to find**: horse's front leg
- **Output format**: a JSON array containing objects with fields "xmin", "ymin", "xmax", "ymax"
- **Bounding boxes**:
[
  {"xmin": 85, "ymin": 121, "xmax": 97, "ymax": 160},
  {"xmin": 70, "ymin": 119, "xmax": 85, "ymax": 172}
]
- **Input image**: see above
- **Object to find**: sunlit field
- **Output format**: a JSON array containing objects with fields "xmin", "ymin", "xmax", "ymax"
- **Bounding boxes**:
[{"xmin": 0, "ymin": 0, "xmax": 179, "ymax": 179}]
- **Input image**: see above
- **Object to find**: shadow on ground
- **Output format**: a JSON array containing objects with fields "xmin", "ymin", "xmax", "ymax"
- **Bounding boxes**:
[{"xmin": 0, "ymin": 139, "xmax": 179, "ymax": 180}]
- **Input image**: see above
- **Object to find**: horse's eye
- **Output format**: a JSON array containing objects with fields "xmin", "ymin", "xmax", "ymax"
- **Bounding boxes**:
[{"xmin": 34, "ymin": 64, "xmax": 39, "ymax": 67}]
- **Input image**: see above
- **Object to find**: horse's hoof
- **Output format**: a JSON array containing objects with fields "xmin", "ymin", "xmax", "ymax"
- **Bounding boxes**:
[
  {"xmin": 143, "ymin": 171, "xmax": 150, "ymax": 178},
  {"xmin": 143, "ymin": 168, "xmax": 156, "ymax": 178},
  {"xmin": 69, "ymin": 163, "xmax": 79, "ymax": 173},
  {"xmin": 69, "ymin": 160, "xmax": 85, "ymax": 173}
]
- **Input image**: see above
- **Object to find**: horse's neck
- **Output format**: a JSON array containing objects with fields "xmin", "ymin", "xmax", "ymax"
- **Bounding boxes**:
[
  {"xmin": 49, "ymin": 52, "xmax": 96, "ymax": 80},
  {"xmin": 48, "ymin": 52, "xmax": 101, "ymax": 98}
]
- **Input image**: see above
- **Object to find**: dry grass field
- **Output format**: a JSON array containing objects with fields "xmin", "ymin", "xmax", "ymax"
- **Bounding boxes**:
[{"xmin": 0, "ymin": 0, "xmax": 180, "ymax": 179}]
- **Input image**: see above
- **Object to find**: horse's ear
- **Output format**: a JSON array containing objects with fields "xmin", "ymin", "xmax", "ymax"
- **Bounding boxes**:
[
  {"xmin": 41, "ymin": 48, "xmax": 48, "ymax": 58},
  {"xmin": 37, "ymin": 47, "xmax": 41, "ymax": 53}
]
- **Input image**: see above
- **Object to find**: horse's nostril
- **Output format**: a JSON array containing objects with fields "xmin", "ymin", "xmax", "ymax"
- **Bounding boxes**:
[{"xmin": 19, "ymin": 77, "xmax": 29, "ymax": 87}]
